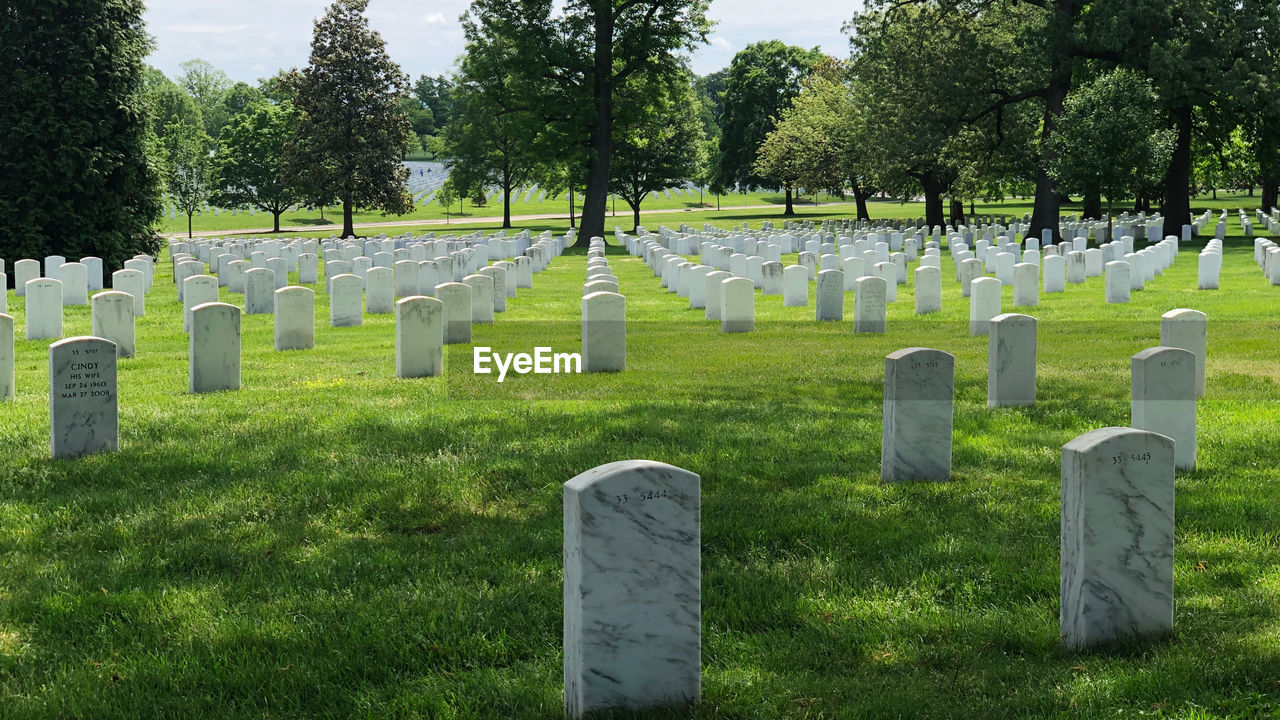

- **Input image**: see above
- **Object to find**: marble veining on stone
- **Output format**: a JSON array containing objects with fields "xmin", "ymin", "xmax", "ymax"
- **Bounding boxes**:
[
  {"xmin": 564, "ymin": 460, "xmax": 700, "ymax": 717},
  {"xmin": 49, "ymin": 336, "xmax": 118, "ymax": 458},
  {"xmin": 1061, "ymin": 427, "xmax": 1174, "ymax": 649}
]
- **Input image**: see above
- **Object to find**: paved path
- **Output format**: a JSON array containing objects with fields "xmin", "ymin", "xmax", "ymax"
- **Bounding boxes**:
[{"xmin": 164, "ymin": 201, "xmax": 858, "ymax": 239}]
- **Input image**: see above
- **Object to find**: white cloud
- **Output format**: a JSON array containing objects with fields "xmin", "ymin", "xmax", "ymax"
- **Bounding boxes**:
[
  {"xmin": 164, "ymin": 24, "xmax": 251, "ymax": 34},
  {"xmin": 709, "ymin": 36, "xmax": 732, "ymax": 51},
  {"xmin": 422, "ymin": 12, "xmax": 449, "ymax": 25}
]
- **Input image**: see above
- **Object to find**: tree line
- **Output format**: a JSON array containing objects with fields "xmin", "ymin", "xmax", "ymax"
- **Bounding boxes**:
[{"xmin": 3, "ymin": 0, "xmax": 1278, "ymax": 268}]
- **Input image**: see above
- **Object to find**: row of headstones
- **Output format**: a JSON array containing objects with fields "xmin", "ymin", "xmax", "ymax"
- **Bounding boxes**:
[
  {"xmin": 582, "ymin": 238, "xmax": 625, "ymax": 372},
  {"xmin": 11, "ymin": 257, "xmax": 154, "ymax": 341},
  {"xmin": 634, "ymin": 236, "xmax": 890, "ymax": 333},
  {"xmin": 1254, "ymin": 238, "xmax": 1280, "ymax": 285},
  {"xmin": 1255, "ymin": 207, "xmax": 1279, "ymax": 234},
  {"xmin": 948, "ymin": 233, "xmax": 1195, "ymax": 300},
  {"xmin": 880, "ymin": 310, "xmax": 1204, "ymax": 480},
  {"xmin": 177, "ymin": 238, "xmax": 567, "ymax": 386},
  {"xmin": 565, "ymin": 428, "xmax": 1185, "ymax": 713},
  {"xmin": 4, "ymin": 234, "xmax": 567, "ymax": 405},
  {"xmin": 633, "ymin": 226, "xmax": 1179, "ymax": 334},
  {"xmin": 27, "ymin": 241, "xmax": 624, "ymax": 457}
]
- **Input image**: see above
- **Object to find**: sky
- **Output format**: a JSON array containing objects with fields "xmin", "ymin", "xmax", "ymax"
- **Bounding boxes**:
[{"xmin": 143, "ymin": 0, "xmax": 859, "ymax": 85}]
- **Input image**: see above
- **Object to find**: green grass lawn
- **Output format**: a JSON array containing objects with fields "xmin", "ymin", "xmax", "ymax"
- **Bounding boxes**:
[
  {"xmin": 164, "ymin": 189, "xmax": 1273, "ymax": 244},
  {"xmin": 2, "ymin": 207, "xmax": 1279, "ymax": 718},
  {"xmin": 157, "ymin": 188, "xmax": 849, "ymax": 236}
]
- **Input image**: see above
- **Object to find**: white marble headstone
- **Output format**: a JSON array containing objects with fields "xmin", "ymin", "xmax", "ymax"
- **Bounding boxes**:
[
  {"xmin": 582, "ymin": 291, "xmax": 625, "ymax": 372},
  {"xmin": 815, "ymin": 269, "xmax": 843, "ymax": 321},
  {"xmin": 1132, "ymin": 346, "xmax": 1197, "ymax": 470},
  {"xmin": 464, "ymin": 274, "xmax": 494, "ymax": 324},
  {"xmin": 111, "ymin": 269, "xmax": 146, "ymax": 317},
  {"xmin": 853, "ymin": 276, "xmax": 886, "ymax": 333},
  {"xmin": 274, "ymin": 287, "xmax": 315, "ymax": 351},
  {"xmin": 564, "ymin": 460, "xmax": 700, "ymax": 717},
  {"xmin": 435, "ymin": 282, "xmax": 473, "ymax": 344},
  {"xmin": 882, "ymin": 347, "xmax": 953, "ymax": 482},
  {"xmin": 25, "ymin": 278, "xmax": 63, "ymax": 340},
  {"xmin": 720, "ymin": 277, "xmax": 754, "ymax": 333},
  {"xmin": 91, "ymin": 291, "xmax": 135, "ymax": 358},
  {"xmin": 969, "ymin": 277, "xmax": 1001, "ymax": 336},
  {"xmin": 1160, "ymin": 309, "xmax": 1206, "ymax": 397},
  {"xmin": 190, "ymin": 302, "xmax": 241, "ymax": 393},
  {"xmin": 366, "ymin": 267, "xmax": 395, "ymax": 314},
  {"xmin": 49, "ymin": 336, "xmax": 117, "ymax": 458},
  {"xmin": 395, "ymin": 296, "xmax": 444, "ymax": 378},
  {"xmin": 914, "ymin": 265, "xmax": 941, "ymax": 315},
  {"xmin": 329, "ymin": 274, "xmax": 363, "ymax": 327},
  {"xmin": 988, "ymin": 313, "xmax": 1035, "ymax": 407},
  {"xmin": 1061, "ymin": 427, "xmax": 1174, "ymax": 649}
]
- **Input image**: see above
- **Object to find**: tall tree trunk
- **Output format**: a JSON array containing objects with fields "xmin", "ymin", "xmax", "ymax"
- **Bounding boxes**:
[
  {"xmin": 632, "ymin": 202, "xmax": 640, "ymax": 232},
  {"xmin": 187, "ymin": 212, "xmax": 193, "ymax": 238},
  {"xmin": 580, "ymin": 5, "xmax": 613, "ymax": 243},
  {"xmin": 1029, "ymin": 50, "xmax": 1071, "ymax": 244},
  {"xmin": 1262, "ymin": 176, "xmax": 1278, "ymax": 212},
  {"xmin": 1162, "ymin": 105, "xmax": 1194, "ymax": 238},
  {"xmin": 1082, "ymin": 192, "xmax": 1102, "ymax": 220},
  {"xmin": 851, "ymin": 178, "xmax": 871, "ymax": 221},
  {"xmin": 783, "ymin": 186, "xmax": 795, "ymax": 216},
  {"xmin": 502, "ymin": 174, "xmax": 512, "ymax": 229},
  {"xmin": 342, "ymin": 198, "xmax": 354, "ymax": 238},
  {"xmin": 273, "ymin": 210, "xmax": 281, "ymax": 233},
  {"xmin": 922, "ymin": 172, "xmax": 945, "ymax": 229},
  {"xmin": 569, "ymin": 183, "xmax": 576, "ymax": 228},
  {"xmin": 949, "ymin": 198, "xmax": 965, "ymax": 225}
]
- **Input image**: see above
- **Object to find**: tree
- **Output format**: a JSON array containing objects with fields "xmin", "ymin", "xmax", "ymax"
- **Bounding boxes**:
[
  {"xmin": 400, "ymin": 97, "xmax": 436, "ymax": 143},
  {"xmin": 0, "ymin": 0, "xmax": 163, "ymax": 269},
  {"xmin": 1047, "ymin": 69, "xmax": 1174, "ymax": 217},
  {"xmin": 147, "ymin": 81, "xmax": 204, "ymax": 141},
  {"xmin": 258, "ymin": 70, "xmax": 296, "ymax": 105},
  {"xmin": 754, "ymin": 70, "xmax": 853, "ymax": 216},
  {"xmin": 610, "ymin": 71, "xmax": 706, "ymax": 230},
  {"xmin": 283, "ymin": 0, "xmax": 413, "ymax": 238},
  {"xmin": 177, "ymin": 59, "xmax": 233, "ymax": 141},
  {"xmin": 717, "ymin": 41, "xmax": 823, "ymax": 213},
  {"xmin": 440, "ymin": 23, "xmax": 547, "ymax": 229},
  {"xmin": 213, "ymin": 102, "xmax": 301, "ymax": 233},
  {"xmin": 221, "ymin": 82, "xmax": 265, "ymax": 120},
  {"xmin": 462, "ymin": 0, "xmax": 710, "ymax": 242},
  {"xmin": 848, "ymin": 4, "xmax": 984, "ymax": 228},
  {"xmin": 163, "ymin": 118, "xmax": 214, "ymax": 239},
  {"xmin": 413, "ymin": 74, "xmax": 455, "ymax": 132}
]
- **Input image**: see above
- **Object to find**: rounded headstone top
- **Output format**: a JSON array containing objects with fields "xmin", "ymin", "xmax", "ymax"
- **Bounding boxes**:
[
  {"xmin": 1161, "ymin": 308, "xmax": 1206, "ymax": 321},
  {"xmin": 1061, "ymin": 426, "xmax": 1174, "ymax": 456},
  {"xmin": 565, "ymin": 459, "xmax": 699, "ymax": 493},
  {"xmin": 990, "ymin": 313, "xmax": 1035, "ymax": 325}
]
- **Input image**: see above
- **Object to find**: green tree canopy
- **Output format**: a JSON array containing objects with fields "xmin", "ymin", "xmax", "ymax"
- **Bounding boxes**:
[
  {"xmin": 1046, "ymin": 69, "xmax": 1174, "ymax": 217},
  {"xmin": 213, "ymin": 102, "xmax": 301, "ymax": 232},
  {"xmin": 753, "ymin": 69, "xmax": 853, "ymax": 215},
  {"xmin": 162, "ymin": 118, "xmax": 214, "ymax": 239},
  {"xmin": 283, "ymin": 0, "xmax": 413, "ymax": 238},
  {"xmin": 717, "ymin": 40, "xmax": 823, "ymax": 199},
  {"xmin": 178, "ymin": 58, "xmax": 233, "ymax": 141},
  {"xmin": 440, "ymin": 19, "xmax": 548, "ymax": 229},
  {"xmin": 609, "ymin": 70, "xmax": 707, "ymax": 230},
  {"xmin": 0, "ymin": 0, "xmax": 163, "ymax": 269},
  {"xmin": 461, "ymin": 0, "xmax": 710, "ymax": 242}
]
